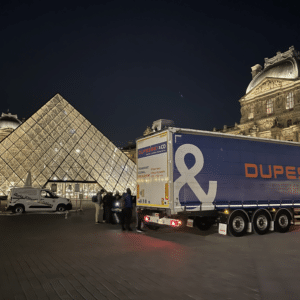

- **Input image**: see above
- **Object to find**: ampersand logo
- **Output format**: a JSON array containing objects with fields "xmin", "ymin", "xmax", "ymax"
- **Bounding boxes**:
[{"xmin": 174, "ymin": 144, "xmax": 217, "ymax": 210}]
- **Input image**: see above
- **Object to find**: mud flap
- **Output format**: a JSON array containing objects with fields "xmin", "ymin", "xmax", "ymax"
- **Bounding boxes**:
[
  {"xmin": 218, "ymin": 223, "xmax": 227, "ymax": 235},
  {"xmin": 187, "ymin": 219, "xmax": 194, "ymax": 228}
]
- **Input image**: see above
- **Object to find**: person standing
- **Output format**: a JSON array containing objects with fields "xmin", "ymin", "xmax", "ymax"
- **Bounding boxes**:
[
  {"xmin": 102, "ymin": 192, "xmax": 108, "ymax": 223},
  {"xmin": 104, "ymin": 192, "xmax": 114, "ymax": 223},
  {"xmin": 95, "ymin": 189, "xmax": 104, "ymax": 224},
  {"xmin": 121, "ymin": 188, "xmax": 133, "ymax": 231},
  {"xmin": 113, "ymin": 191, "xmax": 122, "ymax": 224}
]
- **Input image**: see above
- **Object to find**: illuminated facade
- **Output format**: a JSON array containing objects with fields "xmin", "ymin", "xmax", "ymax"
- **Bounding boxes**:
[
  {"xmin": 219, "ymin": 46, "xmax": 300, "ymax": 142},
  {"xmin": 0, "ymin": 94, "xmax": 136, "ymax": 199},
  {"xmin": 0, "ymin": 112, "xmax": 22, "ymax": 142}
]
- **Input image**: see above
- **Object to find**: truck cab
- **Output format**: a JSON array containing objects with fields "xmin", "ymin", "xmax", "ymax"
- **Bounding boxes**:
[{"xmin": 6, "ymin": 187, "xmax": 72, "ymax": 213}]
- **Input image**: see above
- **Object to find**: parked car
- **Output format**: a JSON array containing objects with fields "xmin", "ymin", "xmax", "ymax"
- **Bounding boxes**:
[{"xmin": 6, "ymin": 187, "xmax": 72, "ymax": 213}]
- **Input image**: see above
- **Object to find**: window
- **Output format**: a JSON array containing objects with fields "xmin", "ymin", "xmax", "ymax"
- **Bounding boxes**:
[
  {"xmin": 266, "ymin": 99, "xmax": 273, "ymax": 115},
  {"xmin": 41, "ymin": 190, "xmax": 52, "ymax": 198},
  {"xmin": 248, "ymin": 105, "xmax": 254, "ymax": 119},
  {"xmin": 286, "ymin": 92, "xmax": 294, "ymax": 109},
  {"xmin": 287, "ymin": 119, "xmax": 292, "ymax": 127}
]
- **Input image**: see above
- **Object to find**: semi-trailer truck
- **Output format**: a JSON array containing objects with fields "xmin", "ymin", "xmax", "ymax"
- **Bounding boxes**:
[{"xmin": 136, "ymin": 127, "xmax": 300, "ymax": 237}]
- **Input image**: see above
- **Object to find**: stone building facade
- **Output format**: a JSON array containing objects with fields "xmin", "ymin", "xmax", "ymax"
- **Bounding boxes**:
[
  {"xmin": 0, "ymin": 112, "xmax": 22, "ymax": 142},
  {"xmin": 219, "ymin": 46, "xmax": 300, "ymax": 142}
]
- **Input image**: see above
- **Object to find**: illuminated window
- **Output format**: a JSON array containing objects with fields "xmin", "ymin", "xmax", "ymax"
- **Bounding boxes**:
[
  {"xmin": 248, "ymin": 105, "xmax": 254, "ymax": 119},
  {"xmin": 266, "ymin": 99, "xmax": 273, "ymax": 115},
  {"xmin": 286, "ymin": 92, "xmax": 294, "ymax": 110}
]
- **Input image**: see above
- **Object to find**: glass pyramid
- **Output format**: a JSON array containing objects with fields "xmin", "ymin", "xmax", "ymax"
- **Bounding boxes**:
[{"xmin": 0, "ymin": 94, "xmax": 136, "ymax": 198}]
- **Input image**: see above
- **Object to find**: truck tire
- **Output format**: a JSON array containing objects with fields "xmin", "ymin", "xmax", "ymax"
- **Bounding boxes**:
[
  {"xmin": 194, "ymin": 217, "xmax": 213, "ymax": 231},
  {"xmin": 253, "ymin": 210, "xmax": 270, "ymax": 235},
  {"xmin": 13, "ymin": 205, "xmax": 25, "ymax": 214},
  {"xmin": 228, "ymin": 211, "xmax": 247, "ymax": 237},
  {"xmin": 275, "ymin": 210, "xmax": 291, "ymax": 233},
  {"xmin": 56, "ymin": 204, "xmax": 66, "ymax": 212}
]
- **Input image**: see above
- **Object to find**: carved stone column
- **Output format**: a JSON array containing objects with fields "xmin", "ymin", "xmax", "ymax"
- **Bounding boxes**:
[{"xmin": 294, "ymin": 131, "xmax": 298, "ymax": 142}]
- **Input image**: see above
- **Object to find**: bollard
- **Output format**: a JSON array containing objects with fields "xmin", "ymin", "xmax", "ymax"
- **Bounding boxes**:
[{"xmin": 65, "ymin": 211, "xmax": 68, "ymax": 219}]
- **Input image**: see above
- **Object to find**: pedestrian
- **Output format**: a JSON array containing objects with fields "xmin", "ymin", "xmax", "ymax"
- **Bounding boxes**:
[
  {"xmin": 102, "ymin": 191, "xmax": 108, "ymax": 223},
  {"xmin": 114, "ymin": 190, "xmax": 121, "ymax": 201},
  {"xmin": 121, "ymin": 188, "xmax": 133, "ymax": 231},
  {"xmin": 104, "ymin": 192, "xmax": 114, "ymax": 223},
  {"xmin": 112, "ymin": 191, "xmax": 122, "ymax": 224},
  {"xmin": 94, "ymin": 189, "xmax": 104, "ymax": 224}
]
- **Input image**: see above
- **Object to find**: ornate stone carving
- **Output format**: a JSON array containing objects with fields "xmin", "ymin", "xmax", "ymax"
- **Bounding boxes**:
[
  {"xmin": 252, "ymin": 80, "xmax": 283, "ymax": 95},
  {"xmin": 264, "ymin": 46, "xmax": 300, "ymax": 68},
  {"xmin": 271, "ymin": 117, "xmax": 284, "ymax": 128},
  {"xmin": 258, "ymin": 119, "xmax": 274, "ymax": 131},
  {"xmin": 143, "ymin": 126, "xmax": 153, "ymax": 136},
  {"xmin": 276, "ymin": 97, "xmax": 283, "ymax": 109},
  {"xmin": 295, "ymin": 89, "xmax": 300, "ymax": 104},
  {"xmin": 240, "ymin": 105, "xmax": 247, "ymax": 117}
]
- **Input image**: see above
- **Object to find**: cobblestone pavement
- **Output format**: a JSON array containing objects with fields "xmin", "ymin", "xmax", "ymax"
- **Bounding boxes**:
[{"xmin": 1, "ymin": 208, "xmax": 300, "ymax": 300}]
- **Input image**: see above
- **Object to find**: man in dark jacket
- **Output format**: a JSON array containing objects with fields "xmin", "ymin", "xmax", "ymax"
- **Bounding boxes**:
[
  {"xmin": 121, "ymin": 188, "xmax": 133, "ymax": 231},
  {"xmin": 104, "ymin": 192, "xmax": 114, "ymax": 223}
]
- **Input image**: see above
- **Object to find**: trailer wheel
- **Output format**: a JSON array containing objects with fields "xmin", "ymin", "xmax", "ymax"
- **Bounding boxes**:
[
  {"xmin": 228, "ymin": 211, "xmax": 247, "ymax": 237},
  {"xmin": 275, "ymin": 210, "xmax": 291, "ymax": 233},
  {"xmin": 194, "ymin": 217, "xmax": 213, "ymax": 231},
  {"xmin": 13, "ymin": 205, "xmax": 25, "ymax": 214},
  {"xmin": 253, "ymin": 210, "xmax": 270, "ymax": 235}
]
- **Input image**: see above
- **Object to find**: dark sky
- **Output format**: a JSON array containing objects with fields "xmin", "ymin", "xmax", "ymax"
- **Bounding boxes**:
[{"xmin": 1, "ymin": 0, "xmax": 300, "ymax": 147}]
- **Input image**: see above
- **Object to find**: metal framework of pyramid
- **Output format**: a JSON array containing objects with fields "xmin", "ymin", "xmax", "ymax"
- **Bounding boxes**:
[{"xmin": 0, "ymin": 94, "xmax": 136, "ymax": 196}]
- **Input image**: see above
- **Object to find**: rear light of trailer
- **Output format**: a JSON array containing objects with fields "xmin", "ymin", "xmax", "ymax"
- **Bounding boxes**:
[
  {"xmin": 144, "ymin": 215, "xmax": 150, "ymax": 222},
  {"xmin": 170, "ymin": 220, "xmax": 182, "ymax": 227}
]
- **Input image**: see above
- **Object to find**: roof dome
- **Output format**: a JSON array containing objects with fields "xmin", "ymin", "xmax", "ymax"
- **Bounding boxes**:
[
  {"xmin": 246, "ymin": 46, "xmax": 300, "ymax": 94},
  {"xmin": 0, "ymin": 111, "xmax": 22, "ymax": 130}
]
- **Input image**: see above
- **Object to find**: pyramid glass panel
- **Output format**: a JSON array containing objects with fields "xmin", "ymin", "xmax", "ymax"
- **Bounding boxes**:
[{"xmin": 0, "ymin": 94, "xmax": 136, "ymax": 197}]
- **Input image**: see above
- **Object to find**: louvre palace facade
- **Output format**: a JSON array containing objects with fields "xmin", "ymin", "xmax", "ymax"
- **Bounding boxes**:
[
  {"xmin": 0, "ymin": 94, "xmax": 136, "ymax": 199},
  {"xmin": 219, "ymin": 46, "xmax": 300, "ymax": 141}
]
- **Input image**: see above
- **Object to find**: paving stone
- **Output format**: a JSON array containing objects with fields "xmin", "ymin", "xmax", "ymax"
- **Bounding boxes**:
[
  {"xmin": 2, "ymin": 208, "xmax": 300, "ymax": 300},
  {"xmin": 50, "ymin": 280, "xmax": 73, "ymax": 300}
]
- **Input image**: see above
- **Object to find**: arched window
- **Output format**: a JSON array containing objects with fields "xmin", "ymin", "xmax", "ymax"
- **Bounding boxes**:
[
  {"xmin": 266, "ymin": 99, "xmax": 273, "ymax": 115},
  {"xmin": 286, "ymin": 92, "xmax": 294, "ymax": 109}
]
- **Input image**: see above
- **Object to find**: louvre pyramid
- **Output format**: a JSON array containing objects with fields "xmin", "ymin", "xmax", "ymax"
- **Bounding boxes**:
[{"xmin": 0, "ymin": 94, "xmax": 136, "ymax": 196}]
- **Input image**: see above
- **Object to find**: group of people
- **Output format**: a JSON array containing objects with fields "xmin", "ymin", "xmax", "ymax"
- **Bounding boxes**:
[{"xmin": 94, "ymin": 188, "xmax": 144, "ymax": 232}]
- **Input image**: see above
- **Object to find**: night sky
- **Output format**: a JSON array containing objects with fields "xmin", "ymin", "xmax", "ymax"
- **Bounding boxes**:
[{"xmin": 1, "ymin": 0, "xmax": 299, "ymax": 147}]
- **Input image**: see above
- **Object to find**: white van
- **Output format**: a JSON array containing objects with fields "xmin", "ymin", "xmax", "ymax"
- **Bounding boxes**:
[{"xmin": 6, "ymin": 187, "xmax": 72, "ymax": 213}]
